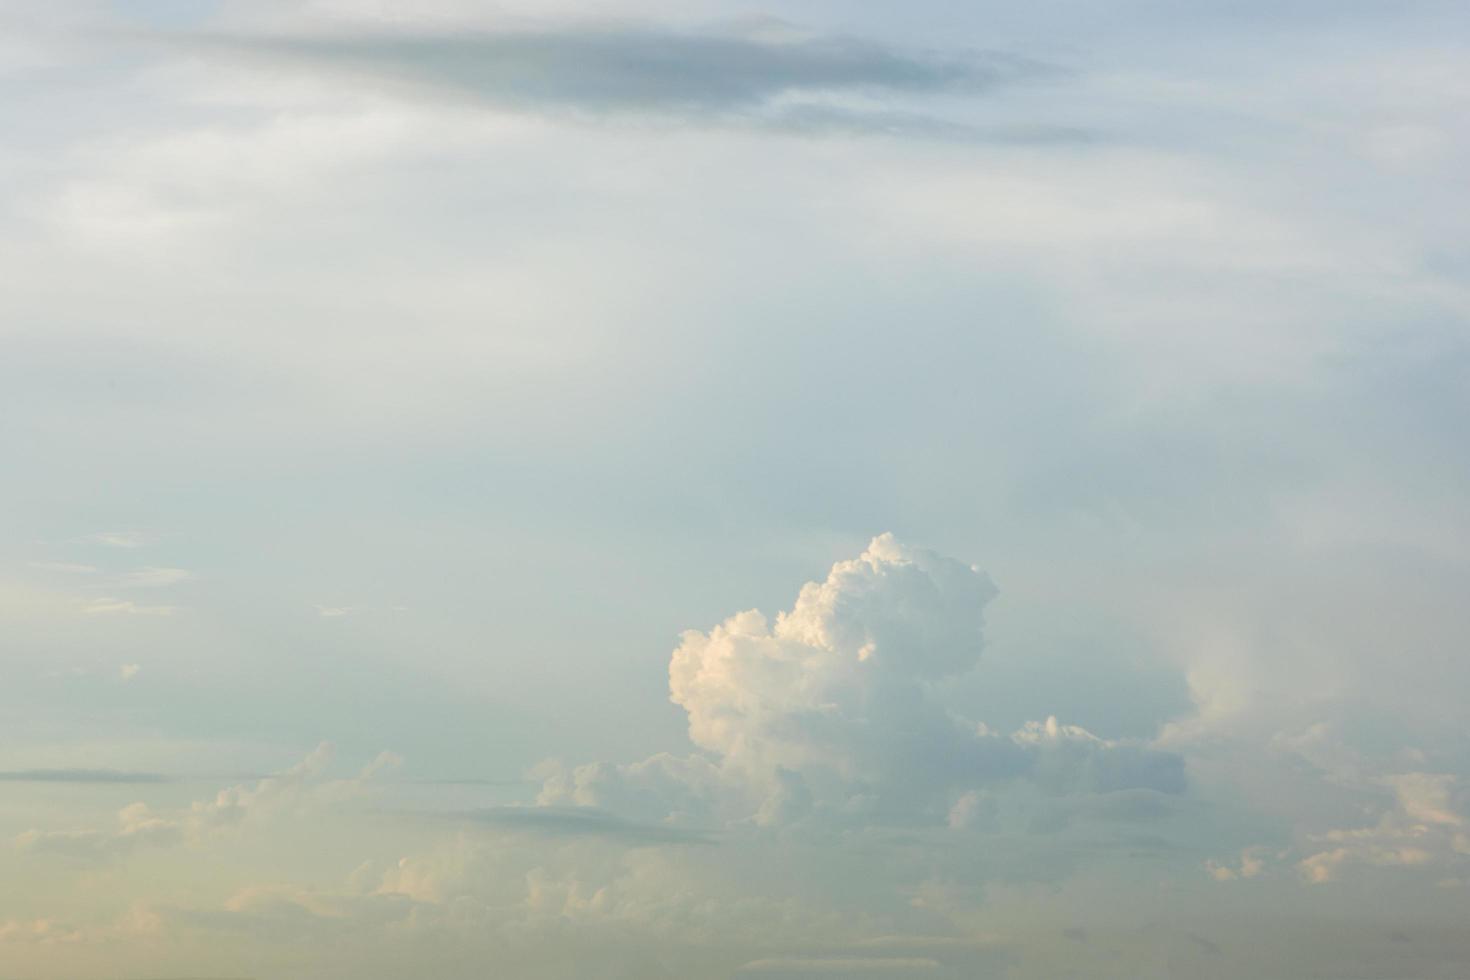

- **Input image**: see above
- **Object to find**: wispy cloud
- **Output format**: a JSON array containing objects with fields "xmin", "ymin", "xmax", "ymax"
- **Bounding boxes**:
[
  {"xmin": 27, "ymin": 560, "xmax": 97, "ymax": 574},
  {"xmin": 82, "ymin": 597, "xmax": 177, "ymax": 616},
  {"xmin": 410, "ymin": 777, "xmax": 536, "ymax": 787},
  {"xmin": 764, "ymin": 104, "xmax": 1098, "ymax": 144},
  {"xmin": 15, "ymin": 803, "xmax": 184, "ymax": 860},
  {"xmin": 116, "ymin": 566, "xmax": 192, "ymax": 588},
  {"xmin": 14, "ymin": 744, "xmax": 399, "ymax": 863},
  {"xmin": 85, "ymin": 531, "xmax": 151, "ymax": 549},
  {"xmin": 191, "ymin": 25, "xmax": 1062, "ymax": 135},
  {"xmin": 452, "ymin": 805, "xmax": 715, "ymax": 846},
  {"xmin": 0, "ymin": 769, "xmax": 172, "ymax": 784},
  {"xmin": 735, "ymin": 956, "xmax": 944, "ymax": 975}
]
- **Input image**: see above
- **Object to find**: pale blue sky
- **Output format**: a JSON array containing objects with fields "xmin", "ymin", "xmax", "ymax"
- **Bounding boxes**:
[{"xmin": 2, "ymin": 1, "xmax": 1469, "ymax": 978}]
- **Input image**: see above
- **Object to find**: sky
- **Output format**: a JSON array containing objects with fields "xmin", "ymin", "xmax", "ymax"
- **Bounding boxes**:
[{"xmin": 1, "ymin": 0, "xmax": 1469, "ymax": 977}]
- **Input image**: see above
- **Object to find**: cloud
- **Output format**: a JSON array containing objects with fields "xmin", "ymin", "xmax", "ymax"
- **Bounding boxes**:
[
  {"xmin": 1298, "ymin": 772, "xmax": 1470, "ymax": 883},
  {"xmin": 119, "ymin": 663, "xmax": 142, "ymax": 681},
  {"xmin": 191, "ymin": 25, "xmax": 1057, "ymax": 132},
  {"xmin": 735, "ymin": 957, "xmax": 943, "ymax": 976},
  {"xmin": 731, "ymin": 938, "xmax": 1013, "ymax": 979},
  {"xmin": 16, "ymin": 802, "xmax": 184, "ymax": 861},
  {"xmin": 1012, "ymin": 716, "xmax": 1186, "ymax": 796},
  {"xmin": 534, "ymin": 753, "xmax": 730, "ymax": 827},
  {"xmin": 116, "ymin": 566, "xmax": 193, "ymax": 588},
  {"xmin": 0, "ymin": 917, "xmax": 86, "ymax": 946},
  {"xmin": 666, "ymin": 534, "xmax": 1007, "ymax": 800},
  {"xmin": 1205, "ymin": 846, "xmax": 1269, "ymax": 881},
  {"xmin": 82, "ymin": 597, "xmax": 177, "ymax": 616},
  {"xmin": 86, "ymin": 531, "xmax": 150, "ymax": 549},
  {"xmin": 186, "ymin": 742, "xmax": 338, "ymax": 832},
  {"xmin": 453, "ymin": 805, "xmax": 715, "ymax": 846},
  {"xmin": 0, "ymin": 768, "xmax": 171, "ymax": 784},
  {"xmin": 763, "ymin": 104, "xmax": 1098, "ymax": 145},
  {"xmin": 27, "ymin": 560, "xmax": 97, "ymax": 574},
  {"xmin": 14, "ymin": 744, "xmax": 400, "ymax": 862},
  {"xmin": 541, "ymin": 535, "xmax": 1184, "ymax": 829}
]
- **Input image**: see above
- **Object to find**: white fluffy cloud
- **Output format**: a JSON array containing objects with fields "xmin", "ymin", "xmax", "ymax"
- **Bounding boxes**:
[
  {"xmin": 666, "ymin": 532, "xmax": 1003, "ymax": 810},
  {"xmin": 543, "ymin": 535, "xmax": 1183, "ymax": 828}
]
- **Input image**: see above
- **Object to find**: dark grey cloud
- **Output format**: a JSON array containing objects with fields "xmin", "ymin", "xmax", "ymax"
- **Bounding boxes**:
[
  {"xmin": 191, "ymin": 26, "xmax": 1063, "ymax": 134},
  {"xmin": 0, "ymin": 768, "xmax": 172, "ymax": 784},
  {"xmin": 454, "ymin": 805, "xmax": 715, "ymax": 846}
]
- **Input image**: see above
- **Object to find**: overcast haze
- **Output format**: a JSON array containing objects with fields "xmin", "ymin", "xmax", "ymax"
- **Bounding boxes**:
[{"xmin": 3, "ymin": 1, "xmax": 1470, "ymax": 978}]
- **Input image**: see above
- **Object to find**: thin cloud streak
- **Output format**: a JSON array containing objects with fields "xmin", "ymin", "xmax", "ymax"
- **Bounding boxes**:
[
  {"xmin": 448, "ymin": 805, "xmax": 717, "ymax": 845},
  {"xmin": 0, "ymin": 769, "xmax": 173, "ymax": 784},
  {"xmin": 182, "ymin": 25, "xmax": 1067, "ymax": 137}
]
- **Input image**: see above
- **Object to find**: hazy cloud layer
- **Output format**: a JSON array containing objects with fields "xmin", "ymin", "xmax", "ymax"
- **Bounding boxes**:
[{"xmin": 3, "ymin": 1, "xmax": 1469, "ymax": 977}]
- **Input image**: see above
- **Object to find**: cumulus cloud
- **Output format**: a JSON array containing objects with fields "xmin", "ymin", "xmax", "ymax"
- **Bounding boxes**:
[
  {"xmin": 187, "ymin": 741, "xmax": 338, "ymax": 832},
  {"xmin": 1298, "ymin": 772, "xmax": 1470, "ymax": 883},
  {"xmin": 1205, "ymin": 846, "xmax": 1270, "ymax": 881},
  {"xmin": 541, "ymin": 535, "xmax": 1184, "ymax": 829},
  {"xmin": 667, "ymin": 534, "xmax": 1003, "ymax": 793}
]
